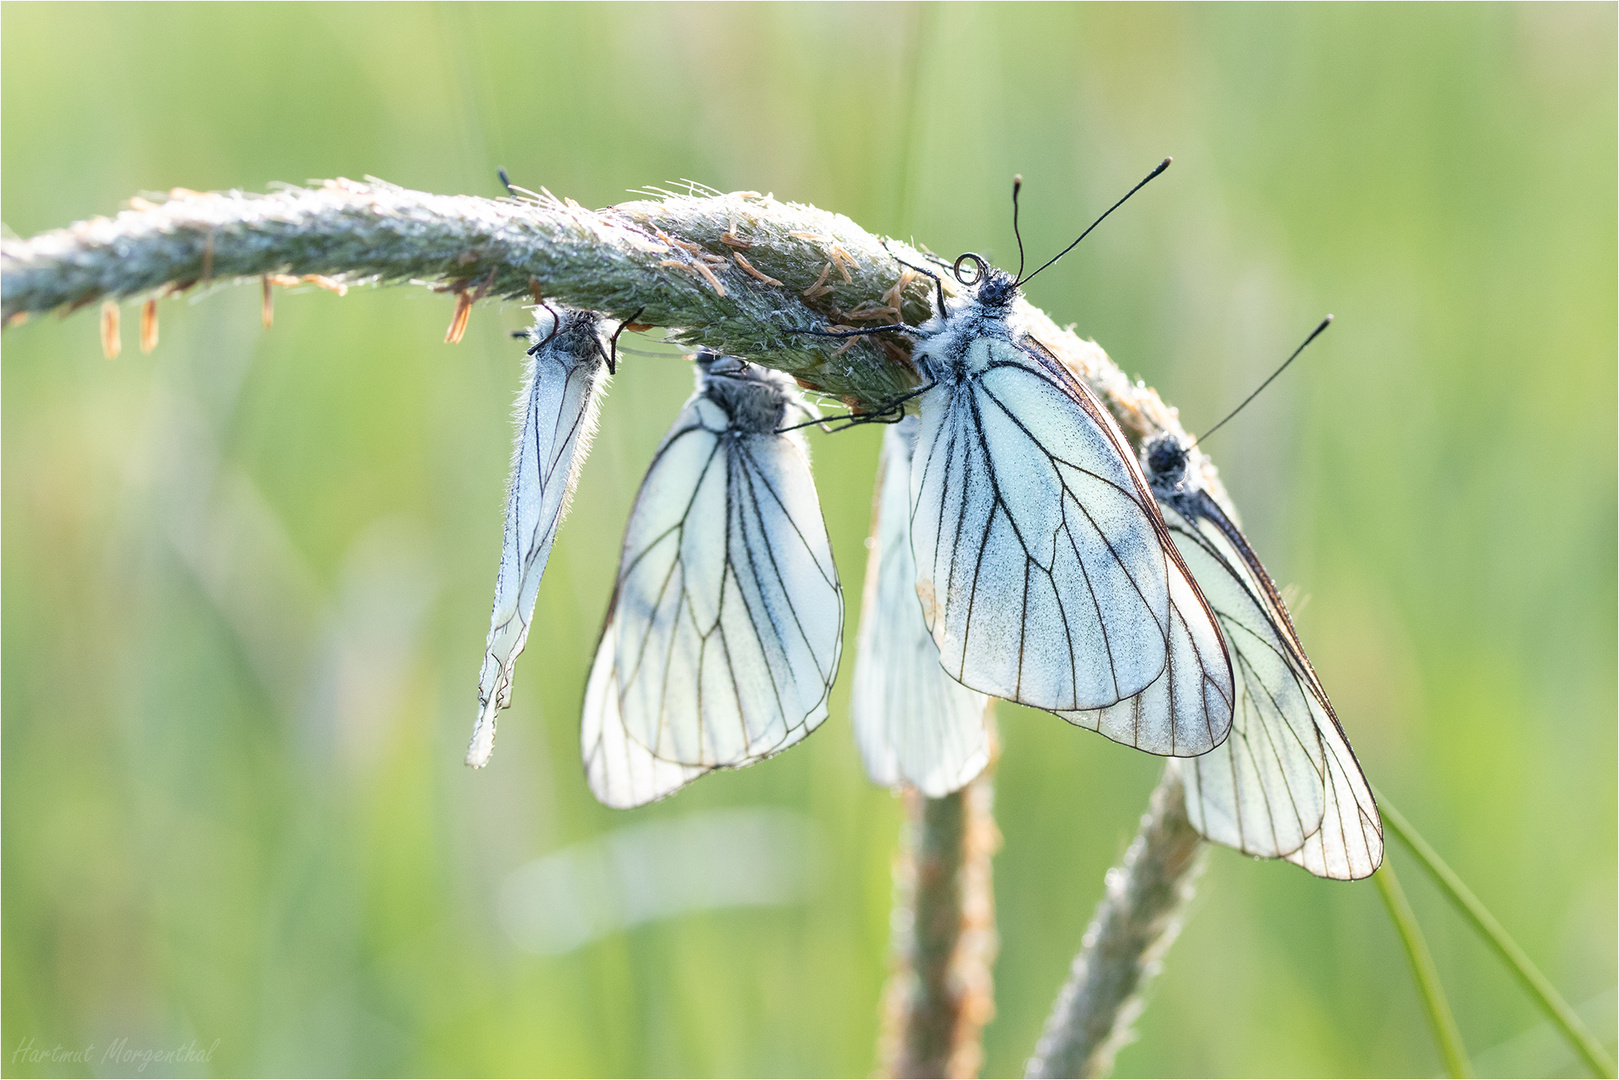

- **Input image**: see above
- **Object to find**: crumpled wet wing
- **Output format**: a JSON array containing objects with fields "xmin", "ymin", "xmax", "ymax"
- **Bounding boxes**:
[{"xmin": 469, "ymin": 308, "xmax": 607, "ymax": 767}]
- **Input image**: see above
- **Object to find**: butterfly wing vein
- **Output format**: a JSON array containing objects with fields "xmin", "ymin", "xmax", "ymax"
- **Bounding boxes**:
[
  {"xmin": 583, "ymin": 387, "xmax": 841, "ymax": 807},
  {"xmin": 853, "ymin": 418, "xmax": 992, "ymax": 797},
  {"xmin": 1169, "ymin": 495, "xmax": 1382, "ymax": 879}
]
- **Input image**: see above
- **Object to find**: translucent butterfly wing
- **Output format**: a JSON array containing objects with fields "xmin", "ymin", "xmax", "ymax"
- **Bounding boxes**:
[
  {"xmin": 853, "ymin": 417, "xmax": 992, "ymax": 797},
  {"xmin": 611, "ymin": 396, "xmax": 841, "ymax": 764},
  {"xmin": 581, "ymin": 610, "xmax": 704, "ymax": 808},
  {"xmin": 1054, "ymin": 543, "xmax": 1236, "ymax": 757},
  {"xmin": 582, "ymin": 361, "xmax": 842, "ymax": 807},
  {"xmin": 1165, "ymin": 478, "xmax": 1382, "ymax": 880},
  {"xmin": 1166, "ymin": 500, "xmax": 1329, "ymax": 855},
  {"xmin": 911, "ymin": 331, "xmax": 1233, "ymax": 753},
  {"xmin": 1283, "ymin": 723, "xmax": 1382, "ymax": 880},
  {"xmin": 468, "ymin": 309, "xmax": 608, "ymax": 768}
]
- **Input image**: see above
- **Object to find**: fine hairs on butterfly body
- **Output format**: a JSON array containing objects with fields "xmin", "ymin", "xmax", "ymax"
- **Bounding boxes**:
[
  {"xmin": 582, "ymin": 353, "xmax": 843, "ymax": 808},
  {"xmin": 861, "ymin": 162, "xmax": 1235, "ymax": 757},
  {"xmin": 468, "ymin": 305, "xmax": 610, "ymax": 768}
]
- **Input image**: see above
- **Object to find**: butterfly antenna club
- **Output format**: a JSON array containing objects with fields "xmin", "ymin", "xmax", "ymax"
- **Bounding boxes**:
[
  {"xmin": 497, "ymin": 166, "xmax": 545, "ymax": 203},
  {"xmin": 1011, "ymin": 174, "xmax": 1027, "ymax": 282},
  {"xmin": 1192, "ymin": 314, "xmax": 1333, "ymax": 448},
  {"xmin": 1016, "ymin": 157, "xmax": 1172, "ymax": 288}
]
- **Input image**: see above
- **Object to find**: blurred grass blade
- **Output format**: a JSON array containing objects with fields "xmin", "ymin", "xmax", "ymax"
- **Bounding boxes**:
[
  {"xmin": 1378, "ymin": 795, "xmax": 1619, "ymax": 1079},
  {"xmin": 1375, "ymin": 860, "xmax": 1472, "ymax": 1078}
]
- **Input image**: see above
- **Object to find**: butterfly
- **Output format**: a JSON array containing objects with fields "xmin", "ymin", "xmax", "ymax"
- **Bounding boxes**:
[
  {"xmin": 582, "ymin": 352, "xmax": 843, "ymax": 808},
  {"xmin": 851, "ymin": 415, "xmax": 994, "ymax": 797},
  {"xmin": 468, "ymin": 306, "xmax": 610, "ymax": 768},
  {"xmin": 907, "ymin": 280, "xmax": 1232, "ymax": 755},
  {"xmin": 1143, "ymin": 431, "xmax": 1383, "ymax": 880},
  {"xmin": 807, "ymin": 164, "xmax": 1234, "ymax": 757}
]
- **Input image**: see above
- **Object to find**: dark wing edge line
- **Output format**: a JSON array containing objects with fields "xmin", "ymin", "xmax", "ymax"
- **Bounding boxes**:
[
  {"xmin": 1187, "ymin": 488, "xmax": 1381, "ymax": 835},
  {"xmin": 1014, "ymin": 336, "xmax": 1233, "ymax": 704}
]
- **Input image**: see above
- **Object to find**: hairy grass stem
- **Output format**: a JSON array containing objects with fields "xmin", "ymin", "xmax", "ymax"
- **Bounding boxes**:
[
  {"xmin": 878, "ymin": 776, "xmax": 1000, "ymax": 1078},
  {"xmin": 1024, "ymin": 765, "xmax": 1206, "ymax": 1079}
]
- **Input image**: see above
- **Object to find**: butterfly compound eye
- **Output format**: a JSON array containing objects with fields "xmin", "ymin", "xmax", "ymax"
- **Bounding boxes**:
[
  {"xmin": 976, "ymin": 270, "xmax": 1017, "ymax": 309},
  {"xmin": 1145, "ymin": 434, "xmax": 1187, "ymax": 483}
]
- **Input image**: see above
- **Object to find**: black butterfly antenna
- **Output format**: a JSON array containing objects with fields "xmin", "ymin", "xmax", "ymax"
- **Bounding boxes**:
[
  {"xmin": 497, "ymin": 166, "xmax": 545, "ymax": 202},
  {"xmin": 1011, "ymin": 175, "xmax": 1026, "ymax": 282},
  {"xmin": 1014, "ymin": 157, "xmax": 1172, "ymax": 289},
  {"xmin": 1190, "ymin": 315, "xmax": 1334, "ymax": 449},
  {"xmin": 603, "ymin": 306, "xmax": 646, "ymax": 374}
]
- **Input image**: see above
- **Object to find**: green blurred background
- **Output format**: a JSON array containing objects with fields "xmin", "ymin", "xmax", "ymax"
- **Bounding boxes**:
[{"xmin": 3, "ymin": 3, "xmax": 1614, "ymax": 1076}]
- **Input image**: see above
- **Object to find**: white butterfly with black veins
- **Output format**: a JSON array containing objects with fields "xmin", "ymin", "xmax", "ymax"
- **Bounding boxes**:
[
  {"xmin": 468, "ymin": 306, "xmax": 610, "ymax": 768},
  {"xmin": 899, "ymin": 244, "xmax": 1234, "ymax": 756},
  {"xmin": 1145, "ymin": 432, "xmax": 1383, "ymax": 880},
  {"xmin": 852, "ymin": 415, "xmax": 993, "ymax": 797},
  {"xmin": 582, "ymin": 353, "xmax": 843, "ymax": 808}
]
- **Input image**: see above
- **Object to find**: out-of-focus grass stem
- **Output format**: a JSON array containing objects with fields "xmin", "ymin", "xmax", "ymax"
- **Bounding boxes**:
[
  {"xmin": 1378, "ymin": 795, "xmax": 1618, "ymax": 1079},
  {"xmin": 1375, "ymin": 859, "xmax": 1472, "ymax": 1078},
  {"xmin": 878, "ymin": 774, "xmax": 999, "ymax": 1078},
  {"xmin": 1024, "ymin": 765, "xmax": 1206, "ymax": 1079}
]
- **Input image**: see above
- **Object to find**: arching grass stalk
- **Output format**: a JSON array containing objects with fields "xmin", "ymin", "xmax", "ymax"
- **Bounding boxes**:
[
  {"xmin": 2, "ymin": 181, "xmax": 1234, "ymax": 1080},
  {"xmin": 0, "ymin": 178, "xmax": 1207, "ymax": 453},
  {"xmin": 1025, "ymin": 765, "xmax": 1206, "ymax": 1079},
  {"xmin": 1375, "ymin": 860, "xmax": 1472, "ymax": 1077},
  {"xmin": 1377, "ymin": 795, "xmax": 1618, "ymax": 1079}
]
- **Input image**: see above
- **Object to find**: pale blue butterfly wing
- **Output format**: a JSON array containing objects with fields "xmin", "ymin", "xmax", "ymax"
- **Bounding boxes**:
[
  {"xmin": 582, "ymin": 357, "xmax": 843, "ymax": 808},
  {"xmin": 468, "ymin": 308, "xmax": 608, "ymax": 767},
  {"xmin": 1053, "ymin": 541, "xmax": 1239, "ymax": 758},
  {"xmin": 1147, "ymin": 436, "xmax": 1382, "ymax": 880},
  {"xmin": 910, "ymin": 318, "xmax": 1233, "ymax": 755},
  {"xmin": 1282, "ymin": 731, "xmax": 1382, "ymax": 880},
  {"xmin": 852, "ymin": 416, "xmax": 992, "ymax": 797},
  {"xmin": 581, "ymin": 609, "xmax": 705, "ymax": 808}
]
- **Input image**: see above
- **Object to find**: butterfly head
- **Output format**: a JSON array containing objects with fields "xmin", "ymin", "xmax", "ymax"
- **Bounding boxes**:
[
  {"xmin": 696, "ymin": 352, "xmax": 804, "ymax": 434},
  {"xmin": 527, "ymin": 306, "xmax": 602, "ymax": 360},
  {"xmin": 977, "ymin": 270, "xmax": 1019, "ymax": 310},
  {"xmin": 951, "ymin": 253, "xmax": 1019, "ymax": 312},
  {"xmin": 1142, "ymin": 433, "xmax": 1191, "ymax": 495}
]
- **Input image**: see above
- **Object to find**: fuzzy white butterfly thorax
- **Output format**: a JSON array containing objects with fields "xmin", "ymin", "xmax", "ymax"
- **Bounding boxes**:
[
  {"xmin": 582, "ymin": 354, "xmax": 843, "ymax": 808},
  {"xmin": 906, "ymin": 267, "xmax": 1234, "ymax": 756},
  {"xmin": 468, "ymin": 307, "xmax": 609, "ymax": 768}
]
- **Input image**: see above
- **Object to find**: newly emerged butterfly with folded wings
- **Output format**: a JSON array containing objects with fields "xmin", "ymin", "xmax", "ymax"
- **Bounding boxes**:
[
  {"xmin": 852, "ymin": 415, "xmax": 993, "ymax": 797},
  {"xmin": 468, "ymin": 306, "xmax": 610, "ymax": 768},
  {"xmin": 583, "ymin": 353, "xmax": 843, "ymax": 808},
  {"xmin": 892, "ymin": 180, "xmax": 1234, "ymax": 755},
  {"xmin": 1144, "ymin": 432, "xmax": 1383, "ymax": 880}
]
